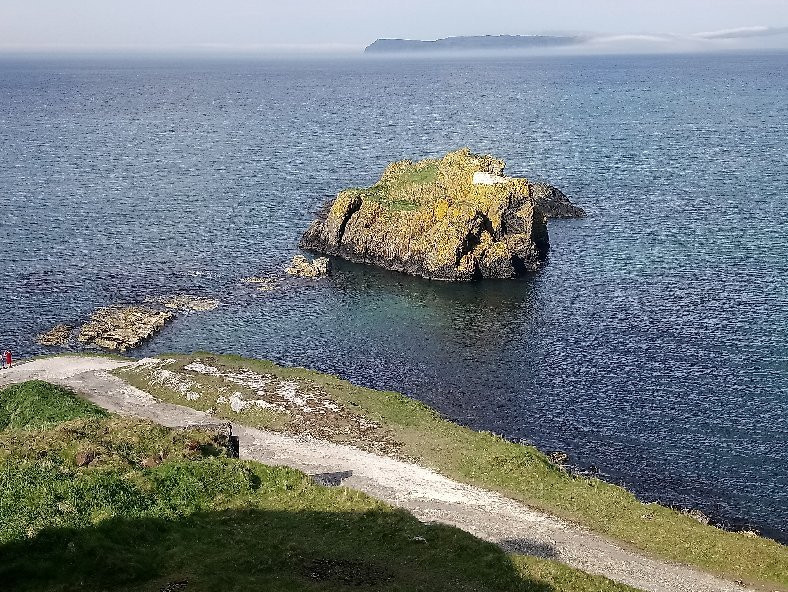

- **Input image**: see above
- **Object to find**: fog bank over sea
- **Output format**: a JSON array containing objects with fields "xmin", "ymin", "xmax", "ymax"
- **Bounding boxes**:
[{"xmin": 362, "ymin": 26, "xmax": 788, "ymax": 57}]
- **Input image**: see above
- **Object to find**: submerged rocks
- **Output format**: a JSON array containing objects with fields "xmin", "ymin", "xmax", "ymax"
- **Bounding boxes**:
[
  {"xmin": 300, "ymin": 148, "xmax": 583, "ymax": 281},
  {"xmin": 242, "ymin": 255, "xmax": 331, "ymax": 290},
  {"xmin": 146, "ymin": 295, "xmax": 220, "ymax": 312},
  {"xmin": 77, "ymin": 305, "xmax": 174, "ymax": 352},
  {"xmin": 285, "ymin": 254, "xmax": 332, "ymax": 278},
  {"xmin": 240, "ymin": 276, "xmax": 280, "ymax": 292},
  {"xmin": 37, "ymin": 324, "xmax": 73, "ymax": 346}
]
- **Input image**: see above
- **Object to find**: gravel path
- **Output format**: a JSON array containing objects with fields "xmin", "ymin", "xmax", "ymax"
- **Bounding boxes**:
[{"xmin": 1, "ymin": 356, "xmax": 759, "ymax": 592}]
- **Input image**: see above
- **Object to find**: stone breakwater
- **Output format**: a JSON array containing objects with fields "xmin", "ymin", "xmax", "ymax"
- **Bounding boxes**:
[{"xmin": 300, "ymin": 148, "xmax": 584, "ymax": 281}]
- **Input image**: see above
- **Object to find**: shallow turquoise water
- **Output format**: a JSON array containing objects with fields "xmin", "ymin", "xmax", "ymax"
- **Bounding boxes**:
[{"xmin": 1, "ymin": 52, "xmax": 786, "ymax": 540}]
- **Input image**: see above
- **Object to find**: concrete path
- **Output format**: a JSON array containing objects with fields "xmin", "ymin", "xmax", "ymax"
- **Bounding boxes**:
[{"xmin": 0, "ymin": 356, "xmax": 761, "ymax": 592}]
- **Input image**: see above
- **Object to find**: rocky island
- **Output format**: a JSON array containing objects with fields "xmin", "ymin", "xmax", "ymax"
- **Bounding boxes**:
[{"xmin": 300, "ymin": 149, "xmax": 584, "ymax": 281}]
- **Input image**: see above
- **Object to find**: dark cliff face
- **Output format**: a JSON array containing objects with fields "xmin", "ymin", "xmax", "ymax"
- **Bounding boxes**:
[
  {"xmin": 300, "ymin": 149, "xmax": 582, "ymax": 281},
  {"xmin": 530, "ymin": 183, "xmax": 586, "ymax": 219}
]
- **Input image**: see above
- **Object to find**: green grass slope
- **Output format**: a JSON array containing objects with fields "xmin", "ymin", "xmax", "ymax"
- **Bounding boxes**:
[
  {"xmin": 116, "ymin": 355, "xmax": 788, "ymax": 590},
  {"xmin": 0, "ymin": 380, "xmax": 636, "ymax": 592},
  {"xmin": 0, "ymin": 380, "xmax": 108, "ymax": 430}
]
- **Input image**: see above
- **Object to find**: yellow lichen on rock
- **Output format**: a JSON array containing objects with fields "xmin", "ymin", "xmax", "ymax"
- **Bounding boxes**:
[
  {"xmin": 433, "ymin": 199, "xmax": 449, "ymax": 221},
  {"xmin": 300, "ymin": 148, "xmax": 583, "ymax": 280}
]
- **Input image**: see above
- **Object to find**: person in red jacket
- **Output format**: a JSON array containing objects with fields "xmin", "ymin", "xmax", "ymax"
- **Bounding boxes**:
[{"xmin": 3, "ymin": 350, "xmax": 10, "ymax": 369}]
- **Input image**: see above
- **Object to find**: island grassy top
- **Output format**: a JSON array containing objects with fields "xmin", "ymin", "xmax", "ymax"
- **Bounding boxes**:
[
  {"xmin": 0, "ymin": 380, "xmax": 635, "ymax": 592},
  {"xmin": 343, "ymin": 148, "xmax": 529, "ymax": 213},
  {"xmin": 116, "ymin": 354, "xmax": 788, "ymax": 590}
]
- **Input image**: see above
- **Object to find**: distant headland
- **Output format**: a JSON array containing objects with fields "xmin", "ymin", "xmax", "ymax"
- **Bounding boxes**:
[{"xmin": 364, "ymin": 34, "xmax": 583, "ymax": 54}]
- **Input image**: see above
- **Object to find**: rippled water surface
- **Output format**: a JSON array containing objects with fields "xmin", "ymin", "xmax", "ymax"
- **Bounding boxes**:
[{"xmin": 1, "ymin": 53, "xmax": 786, "ymax": 540}]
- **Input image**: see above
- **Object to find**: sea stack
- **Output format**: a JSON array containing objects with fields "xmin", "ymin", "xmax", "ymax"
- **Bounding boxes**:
[{"xmin": 300, "ymin": 148, "xmax": 584, "ymax": 281}]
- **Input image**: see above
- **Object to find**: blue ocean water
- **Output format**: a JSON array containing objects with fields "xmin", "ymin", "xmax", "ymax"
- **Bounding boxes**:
[{"xmin": 1, "ymin": 52, "xmax": 786, "ymax": 540}]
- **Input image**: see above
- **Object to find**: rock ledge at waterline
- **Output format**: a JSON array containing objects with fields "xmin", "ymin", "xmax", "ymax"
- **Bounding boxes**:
[{"xmin": 300, "ymin": 149, "xmax": 584, "ymax": 281}]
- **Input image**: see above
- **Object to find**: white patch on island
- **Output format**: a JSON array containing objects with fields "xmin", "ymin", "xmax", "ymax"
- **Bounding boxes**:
[{"xmin": 472, "ymin": 171, "xmax": 509, "ymax": 185}]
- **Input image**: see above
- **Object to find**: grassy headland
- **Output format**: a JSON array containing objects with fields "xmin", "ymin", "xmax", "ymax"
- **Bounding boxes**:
[
  {"xmin": 116, "ymin": 354, "xmax": 788, "ymax": 590},
  {"xmin": 0, "ymin": 379, "xmax": 637, "ymax": 592}
]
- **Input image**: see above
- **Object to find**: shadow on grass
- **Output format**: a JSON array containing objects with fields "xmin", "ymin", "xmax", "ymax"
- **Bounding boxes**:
[
  {"xmin": 311, "ymin": 470, "xmax": 354, "ymax": 486},
  {"xmin": 499, "ymin": 539, "xmax": 560, "ymax": 560},
  {"xmin": 0, "ymin": 508, "xmax": 558, "ymax": 592}
]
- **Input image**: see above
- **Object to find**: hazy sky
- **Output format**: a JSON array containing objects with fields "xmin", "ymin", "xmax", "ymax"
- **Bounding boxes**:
[{"xmin": 2, "ymin": 0, "xmax": 788, "ymax": 53}]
